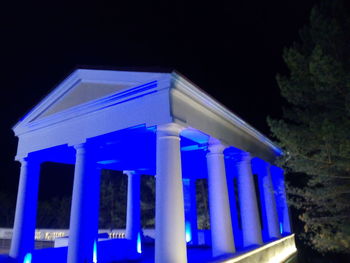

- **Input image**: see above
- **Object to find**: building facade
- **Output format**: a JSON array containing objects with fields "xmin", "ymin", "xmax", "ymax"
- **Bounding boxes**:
[{"xmin": 8, "ymin": 69, "xmax": 296, "ymax": 263}]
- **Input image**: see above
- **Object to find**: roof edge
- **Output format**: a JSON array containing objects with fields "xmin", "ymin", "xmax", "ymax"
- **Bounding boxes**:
[{"xmin": 171, "ymin": 72, "xmax": 282, "ymax": 155}]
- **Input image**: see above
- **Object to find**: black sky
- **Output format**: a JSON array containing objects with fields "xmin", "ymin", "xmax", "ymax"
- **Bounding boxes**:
[{"xmin": 1, "ymin": 0, "xmax": 319, "ymax": 194}]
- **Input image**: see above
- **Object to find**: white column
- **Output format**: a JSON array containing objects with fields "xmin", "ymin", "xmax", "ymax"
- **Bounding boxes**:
[
  {"xmin": 67, "ymin": 143, "xmax": 101, "ymax": 263},
  {"xmin": 237, "ymin": 152, "xmax": 263, "ymax": 247},
  {"xmin": 271, "ymin": 166, "xmax": 292, "ymax": 234},
  {"xmin": 226, "ymin": 168, "xmax": 243, "ymax": 250},
  {"xmin": 206, "ymin": 139, "xmax": 235, "ymax": 256},
  {"xmin": 261, "ymin": 162, "xmax": 280, "ymax": 239},
  {"xmin": 155, "ymin": 123, "xmax": 187, "ymax": 263},
  {"xmin": 10, "ymin": 156, "xmax": 40, "ymax": 262},
  {"xmin": 125, "ymin": 170, "xmax": 141, "ymax": 256}
]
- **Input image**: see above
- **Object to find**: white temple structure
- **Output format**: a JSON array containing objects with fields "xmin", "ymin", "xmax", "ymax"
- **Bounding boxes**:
[{"xmin": 8, "ymin": 69, "xmax": 296, "ymax": 263}]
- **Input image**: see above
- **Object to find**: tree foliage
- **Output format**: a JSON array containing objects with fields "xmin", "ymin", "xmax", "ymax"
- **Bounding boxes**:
[
  {"xmin": 37, "ymin": 197, "xmax": 71, "ymax": 228},
  {"xmin": 99, "ymin": 170, "xmax": 157, "ymax": 229},
  {"xmin": 140, "ymin": 175, "xmax": 155, "ymax": 228},
  {"xmin": 99, "ymin": 170, "xmax": 127, "ymax": 229},
  {"xmin": 0, "ymin": 193, "xmax": 15, "ymax": 227},
  {"xmin": 268, "ymin": 0, "xmax": 350, "ymax": 253},
  {"xmin": 196, "ymin": 179, "xmax": 210, "ymax": 229},
  {"xmin": 0, "ymin": 169, "xmax": 213, "ymax": 235}
]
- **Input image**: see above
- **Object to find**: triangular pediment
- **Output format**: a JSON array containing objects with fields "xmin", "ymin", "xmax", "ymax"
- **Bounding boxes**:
[
  {"xmin": 14, "ymin": 69, "xmax": 171, "ymax": 133},
  {"xmin": 32, "ymin": 81, "xmax": 131, "ymax": 121}
]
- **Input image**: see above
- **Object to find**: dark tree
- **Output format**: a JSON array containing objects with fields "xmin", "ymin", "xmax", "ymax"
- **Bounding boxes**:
[
  {"xmin": 196, "ymin": 179, "xmax": 210, "ymax": 230},
  {"xmin": 99, "ymin": 170, "xmax": 127, "ymax": 229},
  {"xmin": 36, "ymin": 197, "xmax": 71, "ymax": 228},
  {"xmin": 268, "ymin": 0, "xmax": 350, "ymax": 253},
  {"xmin": 140, "ymin": 175, "xmax": 155, "ymax": 228},
  {"xmin": 0, "ymin": 193, "xmax": 15, "ymax": 227}
]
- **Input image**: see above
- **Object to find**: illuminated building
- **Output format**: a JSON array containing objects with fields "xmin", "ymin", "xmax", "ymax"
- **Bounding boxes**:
[{"xmin": 8, "ymin": 69, "xmax": 296, "ymax": 263}]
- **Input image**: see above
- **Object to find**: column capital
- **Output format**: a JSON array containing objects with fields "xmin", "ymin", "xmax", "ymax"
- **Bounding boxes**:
[
  {"xmin": 232, "ymin": 151, "xmax": 252, "ymax": 164},
  {"xmin": 16, "ymin": 154, "xmax": 41, "ymax": 166},
  {"xmin": 157, "ymin": 123, "xmax": 185, "ymax": 137},
  {"xmin": 73, "ymin": 143, "xmax": 97, "ymax": 161},
  {"xmin": 15, "ymin": 154, "xmax": 27, "ymax": 163},
  {"xmin": 74, "ymin": 143, "xmax": 86, "ymax": 151},
  {"xmin": 251, "ymin": 157, "xmax": 270, "ymax": 167},
  {"xmin": 123, "ymin": 170, "xmax": 139, "ymax": 176},
  {"xmin": 251, "ymin": 158, "xmax": 271, "ymax": 177},
  {"xmin": 16, "ymin": 157, "xmax": 28, "ymax": 165},
  {"xmin": 207, "ymin": 137, "xmax": 227, "ymax": 155}
]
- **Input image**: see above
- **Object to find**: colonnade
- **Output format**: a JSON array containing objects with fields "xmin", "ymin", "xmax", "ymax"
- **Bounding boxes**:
[
  {"xmin": 9, "ymin": 122, "xmax": 291, "ymax": 263},
  {"xmin": 154, "ymin": 123, "xmax": 290, "ymax": 262}
]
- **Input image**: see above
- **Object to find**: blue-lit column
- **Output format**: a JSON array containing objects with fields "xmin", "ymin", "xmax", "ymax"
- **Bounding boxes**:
[
  {"xmin": 155, "ymin": 123, "xmax": 187, "ymax": 263},
  {"xmin": 125, "ymin": 170, "xmax": 141, "ymax": 257},
  {"xmin": 271, "ymin": 166, "xmax": 292, "ymax": 235},
  {"xmin": 252, "ymin": 158, "xmax": 280, "ymax": 240},
  {"xmin": 10, "ymin": 156, "xmax": 40, "ymax": 262},
  {"xmin": 67, "ymin": 143, "xmax": 101, "ymax": 263},
  {"xmin": 225, "ymin": 159, "xmax": 243, "ymax": 250},
  {"xmin": 183, "ymin": 178, "xmax": 198, "ymax": 245},
  {"xmin": 90, "ymin": 164, "xmax": 101, "ymax": 263},
  {"xmin": 206, "ymin": 139, "xmax": 235, "ymax": 256},
  {"xmin": 237, "ymin": 152, "xmax": 263, "ymax": 247}
]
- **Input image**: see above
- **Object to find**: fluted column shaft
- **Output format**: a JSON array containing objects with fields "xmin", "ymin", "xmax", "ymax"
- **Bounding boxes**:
[
  {"xmin": 207, "ymin": 139, "xmax": 235, "ymax": 256},
  {"xmin": 237, "ymin": 153, "xmax": 263, "ymax": 247},
  {"xmin": 155, "ymin": 123, "xmax": 187, "ymax": 263},
  {"xmin": 10, "ymin": 156, "xmax": 40, "ymax": 262},
  {"xmin": 271, "ymin": 166, "xmax": 292, "ymax": 235},
  {"xmin": 226, "ymin": 166, "xmax": 243, "ymax": 250},
  {"xmin": 259, "ymin": 161, "xmax": 281, "ymax": 240},
  {"xmin": 67, "ymin": 143, "xmax": 101, "ymax": 263},
  {"xmin": 125, "ymin": 170, "xmax": 141, "ymax": 256}
]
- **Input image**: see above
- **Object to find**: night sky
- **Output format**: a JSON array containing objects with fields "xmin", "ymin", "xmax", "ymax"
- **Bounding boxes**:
[{"xmin": 1, "ymin": 0, "xmax": 319, "ymax": 196}]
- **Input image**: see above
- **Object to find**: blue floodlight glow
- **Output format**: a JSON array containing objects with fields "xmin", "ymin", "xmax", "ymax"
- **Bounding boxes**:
[
  {"xmin": 23, "ymin": 253, "xmax": 32, "ymax": 263},
  {"xmin": 97, "ymin": 159, "xmax": 119, "ymax": 165},
  {"xmin": 280, "ymin": 223, "xmax": 283, "ymax": 235},
  {"xmin": 185, "ymin": 222, "xmax": 192, "ymax": 243},
  {"xmin": 146, "ymin": 125, "xmax": 157, "ymax": 132},
  {"xmin": 93, "ymin": 240, "xmax": 97, "ymax": 263},
  {"xmin": 137, "ymin": 232, "xmax": 142, "ymax": 254},
  {"xmin": 181, "ymin": 145, "xmax": 201, "ymax": 151}
]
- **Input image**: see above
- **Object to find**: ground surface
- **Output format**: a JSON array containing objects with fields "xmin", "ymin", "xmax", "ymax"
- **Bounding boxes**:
[{"xmin": 0, "ymin": 243, "xmax": 216, "ymax": 263}]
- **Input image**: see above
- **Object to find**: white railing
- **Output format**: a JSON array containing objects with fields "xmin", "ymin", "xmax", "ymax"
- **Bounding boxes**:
[
  {"xmin": 214, "ymin": 234, "xmax": 297, "ymax": 263},
  {"xmin": 0, "ymin": 228, "xmax": 129, "ymax": 242}
]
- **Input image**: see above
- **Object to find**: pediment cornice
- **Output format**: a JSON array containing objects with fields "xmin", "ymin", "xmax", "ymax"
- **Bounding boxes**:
[{"xmin": 13, "ymin": 69, "xmax": 171, "ymax": 135}]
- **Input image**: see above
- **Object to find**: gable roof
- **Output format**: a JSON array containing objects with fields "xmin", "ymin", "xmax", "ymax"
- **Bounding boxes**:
[
  {"xmin": 13, "ymin": 68, "xmax": 282, "ymax": 160},
  {"xmin": 13, "ymin": 69, "xmax": 170, "ymax": 132}
]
